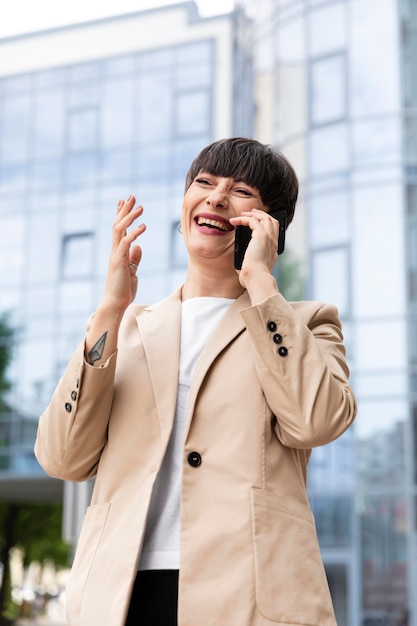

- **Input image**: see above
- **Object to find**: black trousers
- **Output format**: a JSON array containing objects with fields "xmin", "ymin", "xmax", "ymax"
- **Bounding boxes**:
[{"xmin": 124, "ymin": 570, "xmax": 179, "ymax": 626}]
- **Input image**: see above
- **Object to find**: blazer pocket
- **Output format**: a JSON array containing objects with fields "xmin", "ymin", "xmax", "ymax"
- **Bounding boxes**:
[
  {"xmin": 66, "ymin": 502, "xmax": 111, "ymax": 624},
  {"xmin": 251, "ymin": 488, "xmax": 335, "ymax": 626}
]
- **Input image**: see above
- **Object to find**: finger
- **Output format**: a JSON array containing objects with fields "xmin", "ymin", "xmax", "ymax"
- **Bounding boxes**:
[{"xmin": 129, "ymin": 245, "xmax": 142, "ymax": 268}]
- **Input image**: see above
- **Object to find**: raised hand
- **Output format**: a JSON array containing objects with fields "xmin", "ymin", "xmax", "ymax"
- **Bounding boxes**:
[
  {"xmin": 102, "ymin": 196, "xmax": 146, "ymax": 314},
  {"xmin": 85, "ymin": 196, "xmax": 146, "ymax": 366}
]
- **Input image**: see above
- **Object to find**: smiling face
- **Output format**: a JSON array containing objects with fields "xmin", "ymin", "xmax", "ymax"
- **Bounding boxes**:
[{"xmin": 181, "ymin": 171, "xmax": 268, "ymax": 268}]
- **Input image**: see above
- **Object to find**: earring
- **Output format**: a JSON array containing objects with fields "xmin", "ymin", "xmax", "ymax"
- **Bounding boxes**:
[{"xmin": 177, "ymin": 222, "xmax": 182, "ymax": 234}]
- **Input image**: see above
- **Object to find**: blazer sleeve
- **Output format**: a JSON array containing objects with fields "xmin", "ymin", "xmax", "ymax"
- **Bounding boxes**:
[
  {"xmin": 240, "ymin": 292, "xmax": 356, "ymax": 448},
  {"xmin": 34, "ymin": 341, "xmax": 117, "ymax": 482}
]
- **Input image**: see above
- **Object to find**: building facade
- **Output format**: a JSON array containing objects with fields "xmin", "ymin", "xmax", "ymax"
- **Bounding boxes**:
[
  {"xmin": 0, "ymin": 2, "xmax": 253, "ymax": 501},
  {"xmin": 252, "ymin": 0, "xmax": 415, "ymax": 624},
  {"xmin": 2, "ymin": 1, "xmax": 416, "ymax": 625}
]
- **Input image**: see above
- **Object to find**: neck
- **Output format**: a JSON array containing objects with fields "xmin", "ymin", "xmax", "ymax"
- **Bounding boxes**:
[{"xmin": 182, "ymin": 265, "xmax": 244, "ymax": 301}]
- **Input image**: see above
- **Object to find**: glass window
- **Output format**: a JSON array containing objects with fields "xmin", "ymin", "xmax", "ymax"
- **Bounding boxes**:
[
  {"xmin": 136, "ymin": 144, "xmax": 169, "ymax": 187},
  {"xmin": 69, "ymin": 83, "xmax": 100, "ymax": 108},
  {"xmin": 350, "ymin": 0, "xmax": 400, "ymax": 116},
  {"xmin": 58, "ymin": 282, "xmax": 94, "ymax": 316},
  {"xmin": 141, "ymin": 49, "xmax": 171, "ymax": 70},
  {"xmin": 35, "ymin": 67, "xmax": 66, "ymax": 88},
  {"xmin": 276, "ymin": 16, "xmax": 305, "ymax": 63},
  {"xmin": 176, "ymin": 41, "xmax": 213, "ymax": 65},
  {"xmin": 309, "ymin": 2, "xmax": 346, "ymax": 57},
  {"xmin": 1, "ymin": 94, "xmax": 31, "ymax": 164},
  {"xmin": 352, "ymin": 117, "xmax": 402, "ymax": 165},
  {"xmin": 106, "ymin": 54, "xmax": 136, "ymax": 76},
  {"xmin": 68, "ymin": 108, "xmax": 98, "ymax": 152},
  {"xmin": 310, "ymin": 123, "xmax": 349, "ymax": 176},
  {"xmin": 4, "ymin": 74, "xmax": 32, "ymax": 94},
  {"xmin": 61, "ymin": 233, "xmax": 94, "ymax": 279},
  {"xmin": 65, "ymin": 154, "xmax": 99, "ymax": 188},
  {"xmin": 136, "ymin": 73, "xmax": 173, "ymax": 142},
  {"xmin": 99, "ymin": 149, "xmax": 133, "ymax": 182},
  {"xmin": 175, "ymin": 62, "xmax": 212, "ymax": 90},
  {"xmin": 101, "ymin": 77, "xmax": 134, "ymax": 148},
  {"xmin": 312, "ymin": 246, "xmax": 350, "ymax": 318},
  {"xmin": 68, "ymin": 62, "xmax": 102, "ymax": 85},
  {"xmin": 27, "ymin": 213, "xmax": 60, "ymax": 283},
  {"xmin": 0, "ymin": 216, "xmax": 25, "ymax": 286},
  {"xmin": 353, "ymin": 185, "xmax": 405, "ymax": 317},
  {"xmin": 408, "ymin": 217, "xmax": 417, "ymax": 302},
  {"xmin": 175, "ymin": 90, "xmax": 210, "ymax": 136},
  {"xmin": 30, "ymin": 160, "xmax": 62, "ymax": 191},
  {"xmin": 33, "ymin": 90, "xmax": 66, "ymax": 158},
  {"xmin": 0, "ymin": 165, "xmax": 28, "ymax": 194},
  {"xmin": 310, "ymin": 190, "xmax": 350, "ymax": 247},
  {"xmin": 310, "ymin": 54, "xmax": 346, "ymax": 126},
  {"xmin": 173, "ymin": 137, "xmax": 209, "ymax": 181}
]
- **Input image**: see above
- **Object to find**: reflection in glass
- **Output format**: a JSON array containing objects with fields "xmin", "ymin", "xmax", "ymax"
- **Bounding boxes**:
[
  {"xmin": 175, "ymin": 91, "xmax": 210, "ymax": 136},
  {"xmin": 61, "ymin": 233, "xmax": 94, "ymax": 280},
  {"xmin": 310, "ymin": 190, "xmax": 349, "ymax": 247},
  {"xmin": 1, "ymin": 94, "xmax": 31, "ymax": 163},
  {"xmin": 137, "ymin": 73, "xmax": 172, "ymax": 142},
  {"xmin": 310, "ymin": 54, "xmax": 346, "ymax": 126},
  {"xmin": 310, "ymin": 123, "xmax": 349, "ymax": 176},
  {"xmin": 68, "ymin": 108, "xmax": 98, "ymax": 152},
  {"xmin": 309, "ymin": 2, "xmax": 346, "ymax": 57},
  {"xmin": 33, "ymin": 91, "xmax": 66, "ymax": 158},
  {"xmin": 312, "ymin": 246, "xmax": 349, "ymax": 318},
  {"xmin": 101, "ymin": 77, "xmax": 135, "ymax": 148},
  {"xmin": 352, "ymin": 117, "xmax": 401, "ymax": 165}
]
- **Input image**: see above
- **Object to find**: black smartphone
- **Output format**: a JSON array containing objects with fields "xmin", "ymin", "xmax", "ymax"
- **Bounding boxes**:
[{"xmin": 234, "ymin": 210, "xmax": 287, "ymax": 270}]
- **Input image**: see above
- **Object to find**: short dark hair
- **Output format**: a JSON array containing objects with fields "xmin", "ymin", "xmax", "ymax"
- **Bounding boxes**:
[{"xmin": 185, "ymin": 137, "xmax": 298, "ymax": 227}]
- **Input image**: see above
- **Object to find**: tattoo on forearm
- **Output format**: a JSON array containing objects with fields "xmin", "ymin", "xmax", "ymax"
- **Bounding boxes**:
[{"xmin": 88, "ymin": 332, "xmax": 108, "ymax": 365}]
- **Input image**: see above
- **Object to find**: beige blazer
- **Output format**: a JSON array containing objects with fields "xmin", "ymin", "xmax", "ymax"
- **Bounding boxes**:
[{"xmin": 35, "ymin": 287, "xmax": 356, "ymax": 626}]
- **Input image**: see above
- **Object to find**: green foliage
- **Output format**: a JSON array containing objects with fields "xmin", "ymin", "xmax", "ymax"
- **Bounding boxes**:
[
  {"xmin": 13, "ymin": 504, "xmax": 70, "ymax": 568},
  {"xmin": 0, "ymin": 314, "xmax": 13, "ymax": 410},
  {"xmin": 273, "ymin": 247, "xmax": 305, "ymax": 301}
]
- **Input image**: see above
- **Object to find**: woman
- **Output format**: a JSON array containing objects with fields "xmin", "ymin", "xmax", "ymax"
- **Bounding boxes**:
[{"xmin": 35, "ymin": 137, "xmax": 356, "ymax": 626}]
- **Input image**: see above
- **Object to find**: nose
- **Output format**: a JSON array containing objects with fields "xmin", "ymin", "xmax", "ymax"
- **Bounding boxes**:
[{"xmin": 206, "ymin": 186, "xmax": 229, "ymax": 209}]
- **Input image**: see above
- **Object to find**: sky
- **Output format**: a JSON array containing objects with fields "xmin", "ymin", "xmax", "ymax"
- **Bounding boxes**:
[{"xmin": 0, "ymin": 0, "xmax": 235, "ymax": 39}]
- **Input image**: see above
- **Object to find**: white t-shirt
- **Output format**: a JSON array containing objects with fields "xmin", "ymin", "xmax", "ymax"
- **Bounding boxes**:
[{"xmin": 138, "ymin": 297, "xmax": 234, "ymax": 570}]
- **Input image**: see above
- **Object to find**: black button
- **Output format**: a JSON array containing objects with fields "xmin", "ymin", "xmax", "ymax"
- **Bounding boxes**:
[
  {"xmin": 65, "ymin": 402, "xmax": 72, "ymax": 413},
  {"xmin": 188, "ymin": 451, "xmax": 202, "ymax": 467},
  {"xmin": 71, "ymin": 391, "xmax": 77, "ymax": 401},
  {"xmin": 267, "ymin": 321, "xmax": 277, "ymax": 332},
  {"xmin": 273, "ymin": 333, "xmax": 283, "ymax": 344},
  {"xmin": 278, "ymin": 346, "xmax": 288, "ymax": 357}
]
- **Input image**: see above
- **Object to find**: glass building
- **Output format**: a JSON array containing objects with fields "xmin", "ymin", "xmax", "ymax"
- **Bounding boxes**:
[
  {"xmin": 2, "ymin": 0, "xmax": 416, "ymax": 624},
  {"xmin": 252, "ymin": 0, "xmax": 416, "ymax": 624},
  {"xmin": 0, "ymin": 2, "xmax": 253, "ymax": 502}
]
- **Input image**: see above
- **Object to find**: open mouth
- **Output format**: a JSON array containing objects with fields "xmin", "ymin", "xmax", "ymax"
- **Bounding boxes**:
[{"xmin": 196, "ymin": 216, "xmax": 233, "ymax": 232}]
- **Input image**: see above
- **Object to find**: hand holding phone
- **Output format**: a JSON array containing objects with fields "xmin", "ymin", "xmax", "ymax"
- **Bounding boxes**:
[{"xmin": 234, "ymin": 210, "xmax": 287, "ymax": 270}]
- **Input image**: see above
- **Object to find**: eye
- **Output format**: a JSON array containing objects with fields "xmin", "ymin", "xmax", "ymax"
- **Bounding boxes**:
[
  {"xmin": 195, "ymin": 177, "xmax": 212, "ymax": 186},
  {"xmin": 235, "ymin": 187, "xmax": 254, "ymax": 197}
]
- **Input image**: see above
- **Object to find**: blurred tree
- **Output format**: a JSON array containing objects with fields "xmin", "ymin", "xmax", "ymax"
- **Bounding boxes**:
[
  {"xmin": 273, "ymin": 247, "xmax": 305, "ymax": 302},
  {"xmin": 0, "ymin": 314, "xmax": 69, "ymax": 624}
]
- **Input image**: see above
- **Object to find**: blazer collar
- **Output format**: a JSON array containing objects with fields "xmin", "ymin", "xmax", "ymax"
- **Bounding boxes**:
[{"xmin": 136, "ymin": 286, "xmax": 251, "ymax": 439}]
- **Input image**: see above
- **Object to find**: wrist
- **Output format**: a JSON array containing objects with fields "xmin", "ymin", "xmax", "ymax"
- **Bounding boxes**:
[{"xmin": 242, "ymin": 270, "xmax": 279, "ymax": 305}]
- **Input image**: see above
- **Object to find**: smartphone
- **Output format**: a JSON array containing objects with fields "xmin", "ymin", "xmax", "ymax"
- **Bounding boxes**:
[{"xmin": 234, "ymin": 210, "xmax": 287, "ymax": 270}]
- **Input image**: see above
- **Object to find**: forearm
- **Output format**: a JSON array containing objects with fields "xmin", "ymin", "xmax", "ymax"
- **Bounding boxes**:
[
  {"xmin": 241, "ymin": 294, "xmax": 357, "ymax": 447},
  {"xmin": 85, "ymin": 302, "xmax": 125, "ymax": 366}
]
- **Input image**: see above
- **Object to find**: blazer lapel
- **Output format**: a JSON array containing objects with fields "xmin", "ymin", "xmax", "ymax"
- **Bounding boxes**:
[
  {"xmin": 186, "ymin": 290, "xmax": 251, "ymax": 425},
  {"xmin": 136, "ymin": 286, "xmax": 182, "ymax": 444}
]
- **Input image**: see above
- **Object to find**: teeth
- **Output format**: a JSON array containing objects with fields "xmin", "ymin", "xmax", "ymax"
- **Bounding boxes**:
[{"xmin": 197, "ymin": 217, "xmax": 231, "ymax": 231}]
